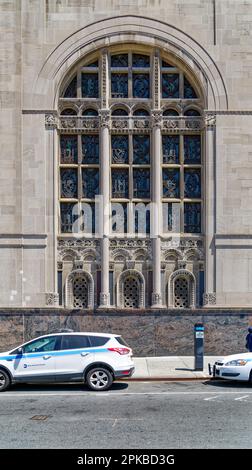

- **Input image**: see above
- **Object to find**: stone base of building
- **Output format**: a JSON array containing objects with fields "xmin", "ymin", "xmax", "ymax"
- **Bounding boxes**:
[{"xmin": 1, "ymin": 308, "xmax": 252, "ymax": 356}]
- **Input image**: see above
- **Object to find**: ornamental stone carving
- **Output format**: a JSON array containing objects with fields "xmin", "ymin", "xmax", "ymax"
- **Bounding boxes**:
[
  {"xmin": 45, "ymin": 113, "xmax": 58, "ymax": 128},
  {"xmin": 99, "ymin": 110, "xmax": 110, "ymax": 128},
  {"xmin": 203, "ymin": 292, "xmax": 216, "ymax": 306},
  {"xmin": 45, "ymin": 293, "xmax": 59, "ymax": 306},
  {"xmin": 205, "ymin": 113, "xmax": 216, "ymax": 127},
  {"xmin": 151, "ymin": 110, "xmax": 162, "ymax": 127}
]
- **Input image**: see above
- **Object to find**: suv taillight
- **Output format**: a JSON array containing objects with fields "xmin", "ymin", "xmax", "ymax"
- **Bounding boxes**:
[{"xmin": 108, "ymin": 347, "xmax": 130, "ymax": 355}]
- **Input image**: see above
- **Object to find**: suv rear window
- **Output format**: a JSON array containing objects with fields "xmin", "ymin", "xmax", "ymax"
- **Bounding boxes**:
[
  {"xmin": 115, "ymin": 336, "xmax": 130, "ymax": 347},
  {"xmin": 89, "ymin": 336, "xmax": 110, "ymax": 347},
  {"xmin": 61, "ymin": 335, "xmax": 90, "ymax": 350}
]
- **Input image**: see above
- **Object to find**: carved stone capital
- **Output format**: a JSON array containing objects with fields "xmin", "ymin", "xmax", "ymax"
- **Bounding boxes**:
[
  {"xmin": 45, "ymin": 113, "xmax": 58, "ymax": 129},
  {"xmin": 151, "ymin": 110, "xmax": 162, "ymax": 128},
  {"xmin": 99, "ymin": 109, "xmax": 110, "ymax": 128},
  {"xmin": 203, "ymin": 292, "xmax": 216, "ymax": 306},
  {"xmin": 205, "ymin": 113, "xmax": 216, "ymax": 128},
  {"xmin": 151, "ymin": 293, "xmax": 163, "ymax": 307},
  {"xmin": 99, "ymin": 292, "xmax": 110, "ymax": 307},
  {"xmin": 45, "ymin": 293, "xmax": 59, "ymax": 306}
]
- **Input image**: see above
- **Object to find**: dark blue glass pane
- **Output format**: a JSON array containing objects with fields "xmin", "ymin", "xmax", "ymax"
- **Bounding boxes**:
[
  {"xmin": 112, "ymin": 109, "xmax": 128, "ymax": 116},
  {"xmin": 184, "ymin": 109, "xmax": 200, "ymax": 116},
  {"xmin": 133, "ymin": 135, "xmax": 150, "ymax": 164},
  {"xmin": 163, "ymin": 109, "xmax": 179, "ymax": 116},
  {"xmin": 111, "ymin": 54, "xmax": 128, "ymax": 67},
  {"xmin": 184, "ymin": 77, "xmax": 197, "ymax": 99},
  {"xmin": 135, "ymin": 206, "xmax": 150, "ymax": 234},
  {"xmin": 133, "ymin": 74, "xmax": 150, "ymax": 98},
  {"xmin": 162, "ymin": 202, "xmax": 180, "ymax": 232},
  {"xmin": 163, "ymin": 169, "xmax": 180, "ymax": 198},
  {"xmin": 184, "ymin": 169, "xmax": 201, "ymax": 198},
  {"xmin": 64, "ymin": 76, "xmax": 77, "ymax": 98},
  {"xmin": 60, "ymin": 135, "xmax": 78, "ymax": 164},
  {"xmin": 162, "ymin": 74, "xmax": 179, "ymax": 98},
  {"xmin": 184, "ymin": 202, "xmax": 201, "ymax": 233},
  {"xmin": 133, "ymin": 169, "xmax": 150, "ymax": 198},
  {"xmin": 61, "ymin": 169, "xmax": 78, "ymax": 198},
  {"xmin": 86, "ymin": 60, "xmax": 98, "ymax": 67},
  {"xmin": 162, "ymin": 60, "xmax": 173, "ymax": 68},
  {"xmin": 112, "ymin": 170, "xmax": 129, "ymax": 198},
  {"xmin": 132, "ymin": 54, "xmax": 150, "ymax": 67},
  {"xmin": 111, "ymin": 135, "xmax": 128, "ymax": 163},
  {"xmin": 162, "ymin": 135, "xmax": 179, "ymax": 164},
  {"xmin": 81, "ymin": 73, "xmax": 99, "ymax": 98},
  {"xmin": 82, "ymin": 169, "xmax": 99, "ymax": 198},
  {"xmin": 80, "ymin": 202, "xmax": 96, "ymax": 233},
  {"xmin": 111, "ymin": 73, "xmax": 128, "ymax": 98},
  {"xmin": 111, "ymin": 203, "xmax": 127, "ymax": 233},
  {"xmin": 82, "ymin": 108, "xmax": 98, "ymax": 116},
  {"xmin": 60, "ymin": 203, "xmax": 78, "ymax": 233},
  {"xmin": 61, "ymin": 108, "xmax": 77, "ymax": 116},
  {"xmin": 133, "ymin": 109, "xmax": 149, "ymax": 116},
  {"xmin": 184, "ymin": 135, "xmax": 201, "ymax": 163},
  {"xmin": 82, "ymin": 135, "xmax": 99, "ymax": 164}
]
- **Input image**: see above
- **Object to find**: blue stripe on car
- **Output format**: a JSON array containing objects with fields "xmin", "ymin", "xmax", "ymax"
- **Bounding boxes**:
[{"xmin": 0, "ymin": 348, "xmax": 109, "ymax": 361}]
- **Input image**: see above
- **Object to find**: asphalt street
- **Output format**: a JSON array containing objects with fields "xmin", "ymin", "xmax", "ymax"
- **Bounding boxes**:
[{"xmin": 0, "ymin": 380, "xmax": 252, "ymax": 449}]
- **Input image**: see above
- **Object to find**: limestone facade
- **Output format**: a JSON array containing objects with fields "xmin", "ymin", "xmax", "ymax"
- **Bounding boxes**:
[{"xmin": 1, "ymin": 1, "xmax": 252, "ymax": 311}]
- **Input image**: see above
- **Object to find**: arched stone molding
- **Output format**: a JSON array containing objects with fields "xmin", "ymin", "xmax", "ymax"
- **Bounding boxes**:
[
  {"xmin": 133, "ymin": 248, "xmax": 149, "ymax": 262},
  {"xmin": 168, "ymin": 269, "xmax": 196, "ymax": 309},
  {"xmin": 117, "ymin": 269, "xmax": 145, "ymax": 309},
  {"xmin": 184, "ymin": 248, "xmax": 204, "ymax": 262},
  {"xmin": 110, "ymin": 103, "xmax": 131, "ymax": 115},
  {"xmin": 58, "ymin": 248, "xmax": 81, "ymax": 262},
  {"xmin": 32, "ymin": 16, "xmax": 228, "ymax": 111},
  {"xmin": 112, "ymin": 248, "xmax": 133, "ymax": 262},
  {"xmin": 65, "ymin": 269, "xmax": 94, "ymax": 308},
  {"xmin": 82, "ymin": 248, "xmax": 97, "ymax": 262},
  {"xmin": 163, "ymin": 249, "xmax": 183, "ymax": 262}
]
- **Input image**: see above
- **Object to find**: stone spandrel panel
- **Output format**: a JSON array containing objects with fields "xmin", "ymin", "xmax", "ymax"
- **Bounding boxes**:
[{"xmin": 216, "ymin": 114, "xmax": 252, "ymax": 235}]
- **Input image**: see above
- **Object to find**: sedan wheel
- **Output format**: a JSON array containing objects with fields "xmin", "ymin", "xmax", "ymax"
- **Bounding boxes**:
[
  {"xmin": 86, "ymin": 368, "xmax": 113, "ymax": 391},
  {"xmin": 0, "ymin": 370, "xmax": 10, "ymax": 392}
]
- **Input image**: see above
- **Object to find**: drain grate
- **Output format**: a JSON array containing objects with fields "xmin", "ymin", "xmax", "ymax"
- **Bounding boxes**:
[{"xmin": 30, "ymin": 415, "xmax": 51, "ymax": 421}]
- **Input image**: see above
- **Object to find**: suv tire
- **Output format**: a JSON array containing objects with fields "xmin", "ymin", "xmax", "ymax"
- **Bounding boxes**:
[
  {"xmin": 0, "ymin": 370, "xmax": 10, "ymax": 392},
  {"xmin": 86, "ymin": 367, "xmax": 113, "ymax": 391}
]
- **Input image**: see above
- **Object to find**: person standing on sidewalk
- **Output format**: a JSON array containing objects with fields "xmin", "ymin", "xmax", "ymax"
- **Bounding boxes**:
[{"xmin": 245, "ymin": 327, "xmax": 252, "ymax": 352}]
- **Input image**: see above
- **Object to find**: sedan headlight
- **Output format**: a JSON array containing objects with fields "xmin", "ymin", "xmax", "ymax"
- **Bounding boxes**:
[{"xmin": 225, "ymin": 359, "xmax": 248, "ymax": 366}]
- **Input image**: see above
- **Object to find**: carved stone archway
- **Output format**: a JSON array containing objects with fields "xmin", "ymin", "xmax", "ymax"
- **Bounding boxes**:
[
  {"xmin": 65, "ymin": 269, "xmax": 94, "ymax": 308},
  {"xmin": 117, "ymin": 269, "xmax": 145, "ymax": 308},
  {"xmin": 168, "ymin": 269, "xmax": 196, "ymax": 309}
]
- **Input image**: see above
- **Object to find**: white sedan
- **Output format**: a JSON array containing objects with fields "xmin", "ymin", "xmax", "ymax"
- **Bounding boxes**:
[{"xmin": 209, "ymin": 353, "xmax": 252, "ymax": 382}]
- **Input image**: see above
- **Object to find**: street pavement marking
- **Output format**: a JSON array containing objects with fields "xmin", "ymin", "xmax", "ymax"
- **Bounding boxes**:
[
  {"xmin": 204, "ymin": 396, "xmax": 220, "ymax": 401},
  {"xmin": 234, "ymin": 395, "xmax": 249, "ymax": 401},
  {"xmin": 1, "ymin": 391, "xmax": 252, "ymax": 397}
]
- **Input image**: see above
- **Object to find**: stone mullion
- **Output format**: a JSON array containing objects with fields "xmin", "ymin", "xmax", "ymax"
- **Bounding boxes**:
[{"xmin": 203, "ymin": 117, "xmax": 216, "ymax": 306}]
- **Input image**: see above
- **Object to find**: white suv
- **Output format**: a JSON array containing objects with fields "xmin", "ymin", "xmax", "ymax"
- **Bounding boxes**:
[{"xmin": 0, "ymin": 332, "xmax": 135, "ymax": 392}]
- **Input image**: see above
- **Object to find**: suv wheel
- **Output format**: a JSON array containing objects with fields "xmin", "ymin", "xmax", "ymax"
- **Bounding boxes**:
[
  {"xmin": 86, "ymin": 367, "xmax": 113, "ymax": 391},
  {"xmin": 0, "ymin": 370, "xmax": 10, "ymax": 392}
]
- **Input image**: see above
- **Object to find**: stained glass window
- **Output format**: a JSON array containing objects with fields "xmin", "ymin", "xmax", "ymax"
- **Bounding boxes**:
[
  {"xmin": 61, "ymin": 108, "xmax": 77, "ymax": 116},
  {"xmin": 133, "ymin": 135, "xmax": 150, "ymax": 164},
  {"xmin": 133, "ymin": 109, "xmax": 149, "ymax": 116},
  {"xmin": 162, "ymin": 135, "xmax": 179, "ymax": 164},
  {"xmin": 133, "ymin": 169, "xmax": 150, "ymax": 198},
  {"xmin": 111, "ymin": 54, "xmax": 128, "ymax": 67},
  {"xmin": 112, "ymin": 109, "xmax": 128, "ymax": 116},
  {"xmin": 60, "ymin": 169, "xmax": 78, "ymax": 198},
  {"xmin": 111, "ymin": 135, "xmax": 129, "ymax": 164},
  {"xmin": 133, "ymin": 74, "xmax": 150, "ymax": 98},
  {"xmin": 184, "ymin": 203, "xmax": 201, "ymax": 233},
  {"xmin": 64, "ymin": 76, "xmax": 77, "ymax": 98},
  {"xmin": 60, "ymin": 202, "xmax": 78, "ymax": 233},
  {"xmin": 60, "ymin": 135, "xmax": 78, "ymax": 164},
  {"xmin": 162, "ymin": 60, "xmax": 173, "ymax": 68},
  {"xmin": 133, "ymin": 54, "xmax": 150, "ymax": 68},
  {"xmin": 82, "ymin": 135, "xmax": 99, "ymax": 164},
  {"xmin": 184, "ymin": 109, "xmax": 200, "ymax": 116},
  {"xmin": 86, "ymin": 60, "xmax": 98, "ymax": 67},
  {"xmin": 80, "ymin": 202, "xmax": 96, "ymax": 234},
  {"xmin": 111, "ymin": 203, "xmax": 128, "ymax": 233},
  {"xmin": 184, "ymin": 169, "xmax": 201, "ymax": 198},
  {"xmin": 111, "ymin": 73, "xmax": 128, "ymax": 98},
  {"xmin": 184, "ymin": 135, "xmax": 201, "ymax": 164},
  {"xmin": 163, "ymin": 109, "xmax": 179, "ymax": 116},
  {"xmin": 82, "ymin": 73, "xmax": 99, "ymax": 98},
  {"xmin": 82, "ymin": 108, "xmax": 98, "ymax": 116},
  {"xmin": 163, "ymin": 169, "xmax": 180, "ymax": 198},
  {"xmin": 82, "ymin": 168, "xmax": 99, "ymax": 198},
  {"xmin": 162, "ymin": 202, "xmax": 180, "ymax": 232},
  {"xmin": 162, "ymin": 74, "xmax": 179, "ymax": 98},
  {"xmin": 184, "ymin": 77, "xmax": 197, "ymax": 99},
  {"xmin": 112, "ymin": 169, "xmax": 129, "ymax": 198}
]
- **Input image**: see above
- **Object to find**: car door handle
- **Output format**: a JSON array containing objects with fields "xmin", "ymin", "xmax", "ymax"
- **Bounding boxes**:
[
  {"xmin": 81, "ymin": 352, "xmax": 89, "ymax": 357},
  {"xmin": 43, "ymin": 355, "xmax": 51, "ymax": 360}
]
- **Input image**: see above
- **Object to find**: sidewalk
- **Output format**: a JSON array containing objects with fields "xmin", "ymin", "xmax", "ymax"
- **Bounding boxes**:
[{"xmin": 127, "ymin": 356, "xmax": 219, "ymax": 381}]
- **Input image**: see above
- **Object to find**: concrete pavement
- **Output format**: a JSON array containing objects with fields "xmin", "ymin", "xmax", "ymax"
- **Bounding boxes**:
[{"xmin": 128, "ymin": 356, "xmax": 220, "ymax": 380}]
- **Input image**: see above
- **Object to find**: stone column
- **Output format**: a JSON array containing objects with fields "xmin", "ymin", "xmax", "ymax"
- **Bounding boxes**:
[
  {"xmin": 98, "ymin": 49, "xmax": 110, "ymax": 307},
  {"xmin": 151, "ymin": 110, "xmax": 163, "ymax": 308},
  {"xmin": 203, "ymin": 114, "xmax": 216, "ymax": 306}
]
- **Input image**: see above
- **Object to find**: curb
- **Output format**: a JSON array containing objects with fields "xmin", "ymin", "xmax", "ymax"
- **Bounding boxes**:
[{"xmin": 119, "ymin": 376, "xmax": 211, "ymax": 382}]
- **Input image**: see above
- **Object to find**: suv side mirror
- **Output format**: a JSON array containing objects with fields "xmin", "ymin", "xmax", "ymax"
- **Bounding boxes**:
[{"xmin": 17, "ymin": 347, "xmax": 23, "ymax": 355}]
